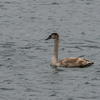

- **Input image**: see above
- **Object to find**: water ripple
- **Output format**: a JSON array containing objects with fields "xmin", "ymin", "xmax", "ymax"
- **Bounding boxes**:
[
  {"xmin": 0, "ymin": 88, "xmax": 14, "ymax": 90},
  {"xmin": 0, "ymin": 0, "xmax": 100, "ymax": 100}
]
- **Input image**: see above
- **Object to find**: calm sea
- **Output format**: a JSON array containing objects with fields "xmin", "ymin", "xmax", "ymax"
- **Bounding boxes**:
[{"xmin": 0, "ymin": 0, "xmax": 100, "ymax": 100}]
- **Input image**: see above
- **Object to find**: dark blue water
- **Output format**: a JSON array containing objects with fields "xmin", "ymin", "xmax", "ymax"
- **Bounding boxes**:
[{"xmin": 0, "ymin": 0, "xmax": 100, "ymax": 100}]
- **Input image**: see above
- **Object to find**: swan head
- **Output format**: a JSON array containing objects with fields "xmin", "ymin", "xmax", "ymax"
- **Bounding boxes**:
[{"xmin": 45, "ymin": 33, "xmax": 59, "ymax": 40}]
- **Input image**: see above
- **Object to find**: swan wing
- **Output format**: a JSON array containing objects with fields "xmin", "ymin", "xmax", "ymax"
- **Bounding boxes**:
[{"xmin": 57, "ymin": 57, "xmax": 94, "ymax": 67}]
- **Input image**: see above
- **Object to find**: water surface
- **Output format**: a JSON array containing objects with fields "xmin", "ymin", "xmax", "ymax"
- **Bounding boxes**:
[{"xmin": 0, "ymin": 0, "xmax": 100, "ymax": 100}]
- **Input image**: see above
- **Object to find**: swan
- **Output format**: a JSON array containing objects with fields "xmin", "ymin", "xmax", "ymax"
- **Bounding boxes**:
[{"xmin": 45, "ymin": 33, "xmax": 94, "ymax": 68}]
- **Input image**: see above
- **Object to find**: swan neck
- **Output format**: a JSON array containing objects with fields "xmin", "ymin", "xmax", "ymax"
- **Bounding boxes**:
[
  {"xmin": 50, "ymin": 37, "xmax": 59, "ymax": 66},
  {"xmin": 54, "ymin": 38, "xmax": 59, "ymax": 59}
]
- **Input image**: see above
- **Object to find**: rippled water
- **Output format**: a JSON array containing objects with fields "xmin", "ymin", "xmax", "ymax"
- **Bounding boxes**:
[{"xmin": 0, "ymin": 0, "xmax": 100, "ymax": 100}]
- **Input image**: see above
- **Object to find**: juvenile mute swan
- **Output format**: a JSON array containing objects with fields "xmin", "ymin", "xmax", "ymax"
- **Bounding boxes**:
[{"xmin": 45, "ymin": 33, "xmax": 94, "ymax": 68}]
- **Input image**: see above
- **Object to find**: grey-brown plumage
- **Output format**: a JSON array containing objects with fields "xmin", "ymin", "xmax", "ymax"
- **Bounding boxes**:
[{"xmin": 45, "ymin": 33, "xmax": 94, "ymax": 68}]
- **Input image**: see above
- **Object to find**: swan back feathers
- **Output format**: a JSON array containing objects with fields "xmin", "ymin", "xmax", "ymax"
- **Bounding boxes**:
[{"xmin": 56, "ymin": 57, "xmax": 94, "ymax": 68}]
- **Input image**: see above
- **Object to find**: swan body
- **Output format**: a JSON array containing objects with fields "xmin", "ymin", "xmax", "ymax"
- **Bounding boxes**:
[{"xmin": 45, "ymin": 33, "xmax": 94, "ymax": 68}]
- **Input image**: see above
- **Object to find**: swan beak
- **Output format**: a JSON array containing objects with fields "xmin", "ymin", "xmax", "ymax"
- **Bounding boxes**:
[{"xmin": 45, "ymin": 35, "xmax": 51, "ymax": 41}]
